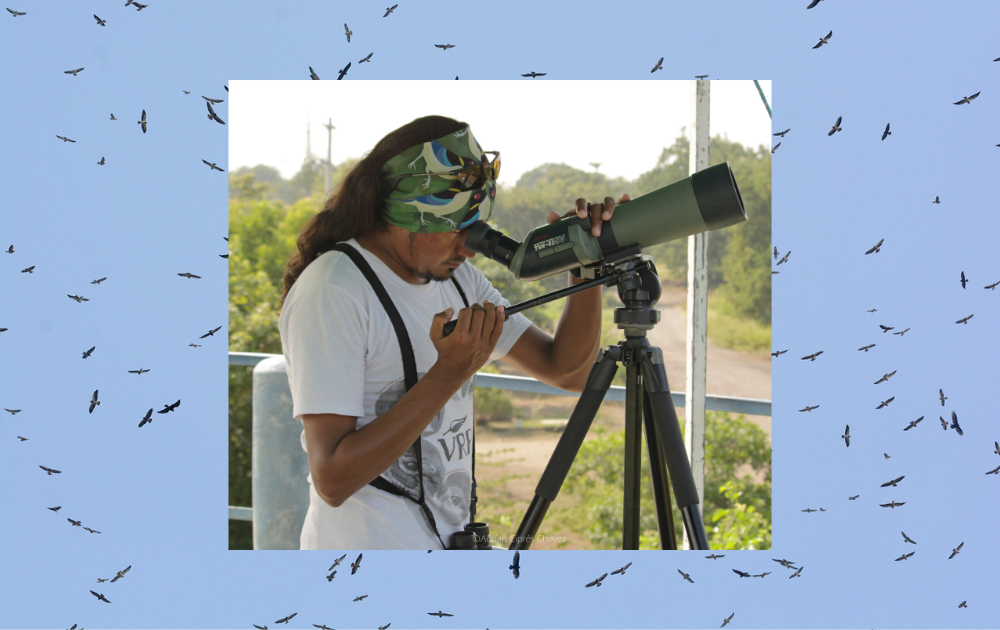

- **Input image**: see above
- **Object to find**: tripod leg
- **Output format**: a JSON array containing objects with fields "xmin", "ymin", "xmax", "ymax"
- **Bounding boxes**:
[
  {"xmin": 643, "ymin": 392, "xmax": 676, "ymax": 550},
  {"xmin": 638, "ymin": 349, "xmax": 711, "ymax": 550},
  {"xmin": 509, "ymin": 348, "xmax": 620, "ymax": 550},
  {"xmin": 623, "ymin": 362, "xmax": 642, "ymax": 550}
]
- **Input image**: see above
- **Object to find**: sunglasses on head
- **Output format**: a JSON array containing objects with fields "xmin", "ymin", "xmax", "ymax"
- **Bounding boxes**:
[{"xmin": 390, "ymin": 151, "xmax": 500, "ymax": 193}]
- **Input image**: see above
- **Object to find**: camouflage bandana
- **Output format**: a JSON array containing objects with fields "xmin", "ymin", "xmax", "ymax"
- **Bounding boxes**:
[{"xmin": 381, "ymin": 126, "xmax": 496, "ymax": 233}]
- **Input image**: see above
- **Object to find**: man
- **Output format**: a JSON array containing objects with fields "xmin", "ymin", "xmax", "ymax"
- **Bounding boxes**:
[{"xmin": 278, "ymin": 116, "xmax": 623, "ymax": 549}]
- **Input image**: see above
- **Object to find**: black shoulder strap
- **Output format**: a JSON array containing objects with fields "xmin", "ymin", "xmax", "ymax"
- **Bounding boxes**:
[
  {"xmin": 331, "ymin": 243, "xmax": 480, "ymax": 545},
  {"xmin": 330, "ymin": 243, "xmax": 447, "ymax": 547},
  {"xmin": 331, "ymin": 244, "xmax": 418, "ymax": 391}
]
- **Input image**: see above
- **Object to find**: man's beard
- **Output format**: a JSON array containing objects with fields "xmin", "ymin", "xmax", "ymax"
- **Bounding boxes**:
[{"xmin": 413, "ymin": 265, "xmax": 458, "ymax": 283}]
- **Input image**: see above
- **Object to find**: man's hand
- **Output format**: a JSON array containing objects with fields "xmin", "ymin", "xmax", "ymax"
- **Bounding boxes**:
[
  {"xmin": 429, "ymin": 301, "xmax": 505, "ymax": 382},
  {"xmin": 546, "ymin": 193, "xmax": 632, "ymax": 237}
]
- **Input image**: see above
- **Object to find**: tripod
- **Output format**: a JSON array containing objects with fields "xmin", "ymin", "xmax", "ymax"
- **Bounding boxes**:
[{"xmin": 508, "ymin": 255, "xmax": 710, "ymax": 551}]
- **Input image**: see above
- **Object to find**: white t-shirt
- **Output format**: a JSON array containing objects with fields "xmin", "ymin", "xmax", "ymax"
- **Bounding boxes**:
[{"xmin": 278, "ymin": 238, "xmax": 531, "ymax": 550}]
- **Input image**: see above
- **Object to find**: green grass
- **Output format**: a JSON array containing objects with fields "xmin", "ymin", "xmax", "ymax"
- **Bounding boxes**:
[{"xmin": 707, "ymin": 306, "xmax": 771, "ymax": 353}]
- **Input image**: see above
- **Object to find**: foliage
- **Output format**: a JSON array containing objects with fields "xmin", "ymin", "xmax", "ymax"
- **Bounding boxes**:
[{"xmin": 553, "ymin": 411, "xmax": 770, "ymax": 549}]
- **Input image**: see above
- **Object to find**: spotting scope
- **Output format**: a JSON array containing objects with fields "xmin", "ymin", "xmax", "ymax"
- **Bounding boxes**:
[{"xmin": 464, "ymin": 161, "xmax": 747, "ymax": 281}]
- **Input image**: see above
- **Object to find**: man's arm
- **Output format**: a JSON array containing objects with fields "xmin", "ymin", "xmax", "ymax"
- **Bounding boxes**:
[
  {"xmin": 304, "ymin": 302, "xmax": 505, "ymax": 508},
  {"xmin": 302, "ymin": 366, "xmax": 466, "ymax": 507},
  {"xmin": 500, "ymin": 273, "xmax": 602, "ymax": 393}
]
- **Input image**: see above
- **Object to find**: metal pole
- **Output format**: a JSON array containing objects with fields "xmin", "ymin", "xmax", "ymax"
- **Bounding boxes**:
[
  {"xmin": 251, "ymin": 355, "xmax": 310, "ymax": 549},
  {"xmin": 684, "ymin": 79, "xmax": 710, "ymax": 549},
  {"xmin": 323, "ymin": 119, "xmax": 335, "ymax": 194}
]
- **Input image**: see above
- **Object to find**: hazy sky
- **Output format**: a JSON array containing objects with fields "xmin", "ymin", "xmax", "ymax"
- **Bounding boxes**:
[
  {"xmin": 2, "ymin": 1, "xmax": 999, "ymax": 629},
  {"xmin": 230, "ymin": 80, "xmax": 772, "ymax": 185}
]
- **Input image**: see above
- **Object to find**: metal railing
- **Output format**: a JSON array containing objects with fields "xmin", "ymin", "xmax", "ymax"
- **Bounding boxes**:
[{"xmin": 227, "ymin": 352, "xmax": 771, "ymax": 535}]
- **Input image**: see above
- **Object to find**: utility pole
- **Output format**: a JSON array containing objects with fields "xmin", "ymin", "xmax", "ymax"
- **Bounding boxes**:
[
  {"xmin": 684, "ymin": 78, "xmax": 710, "ymax": 550},
  {"xmin": 323, "ymin": 119, "xmax": 336, "ymax": 194}
]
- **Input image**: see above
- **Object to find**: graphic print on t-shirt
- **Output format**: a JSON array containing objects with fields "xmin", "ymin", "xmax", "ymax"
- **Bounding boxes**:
[{"xmin": 373, "ymin": 372, "xmax": 475, "ymax": 534}]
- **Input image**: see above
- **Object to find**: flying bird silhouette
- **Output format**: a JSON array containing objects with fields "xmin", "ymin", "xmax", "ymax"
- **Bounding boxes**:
[
  {"xmin": 848, "ymin": 495, "xmax": 859, "ymax": 500},
  {"xmin": 881, "ymin": 475, "xmax": 905, "ymax": 487},
  {"xmin": 56, "ymin": 135, "xmax": 76, "ymax": 143},
  {"xmin": 955, "ymin": 314, "xmax": 973, "ymax": 324},
  {"xmin": 776, "ymin": 250, "xmax": 790, "ymax": 265},
  {"xmin": 732, "ymin": 569, "xmax": 751, "ymax": 577},
  {"xmin": 771, "ymin": 142, "xmax": 780, "ymax": 154},
  {"xmin": 338, "ymin": 62, "xmax": 351, "ymax": 80},
  {"xmin": 110, "ymin": 565, "xmax": 131, "ymax": 582},
  {"xmin": 137, "ymin": 110, "xmax": 147, "ymax": 133},
  {"xmin": 801, "ymin": 350, "xmax": 823, "ymax": 361},
  {"xmin": 428, "ymin": 612, "xmax": 453, "ymax": 618},
  {"xmin": 177, "ymin": 272, "xmax": 201, "ymax": 279},
  {"xmin": 275, "ymin": 613, "xmax": 297, "ymax": 624},
  {"xmin": 985, "ymin": 280, "xmax": 999, "ymax": 289},
  {"xmin": 22, "ymin": 265, "xmax": 35, "ymax": 273},
  {"xmin": 933, "ymin": 196, "xmax": 941, "ymax": 204},
  {"xmin": 202, "ymin": 159, "xmax": 224, "ymax": 172},
  {"xmin": 68, "ymin": 294, "xmax": 89, "ymax": 303},
  {"xmin": 879, "ymin": 325, "xmax": 894, "ymax": 333},
  {"xmin": 610, "ymin": 561, "xmax": 632, "ymax": 575},
  {"xmin": 880, "ymin": 500, "xmax": 905, "ymax": 508},
  {"xmin": 950, "ymin": 411, "xmax": 963, "ymax": 436},
  {"xmin": 90, "ymin": 590, "xmax": 110, "ymax": 603},
  {"xmin": 353, "ymin": 594, "xmax": 368, "ymax": 601},
  {"xmin": 828, "ymin": 115, "xmax": 842, "ymax": 135},
  {"xmin": 901, "ymin": 531, "xmax": 916, "ymax": 544},
  {"xmin": 865, "ymin": 238, "xmax": 884, "ymax": 254},
  {"xmin": 40, "ymin": 465, "xmax": 61, "ymax": 475},
  {"xmin": 953, "ymin": 91, "xmax": 980, "ymax": 105},
  {"xmin": 949, "ymin": 541, "xmax": 964, "ymax": 559},
  {"xmin": 960, "ymin": 271, "xmax": 968, "ymax": 288},
  {"xmin": 893, "ymin": 328, "xmax": 910, "ymax": 336},
  {"xmin": 789, "ymin": 566, "xmax": 804, "ymax": 578},
  {"xmin": 903, "ymin": 416, "xmax": 924, "ymax": 431},
  {"xmin": 806, "ymin": 0, "xmax": 823, "ymax": 8},
  {"xmin": 774, "ymin": 128, "xmax": 790, "ymax": 137},
  {"xmin": 325, "ymin": 570, "xmax": 336, "ymax": 582},
  {"xmin": 92, "ymin": 277, "xmax": 106, "ymax": 284},
  {"xmin": 771, "ymin": 349, "xmax": 787, "ymax": 357},
  {"xmin": 351, "ymin": 553, "xmax": 362, "ymax": 575},
  {"xmin": 435, "ymin": 44, "xmax": 455, "ymax": 50},
  {"xmin": 110, "ymin": 113, "xmax": 116, "ymax": 120},
  {"xmin": 157, "ymin": 400, "xmax": 180, "ymax": 414},
  {"xmin": 329, "ymin": 553, "xmax": 346, "ymax": 570},
  {"xmin": 309, "ymin": 66, "xmax": 319, "ymax": 80},
  {"xmin": 128, "ymin": 368, "xmax": 150, "ymax": 375},
  {"xmin": 206, "ymin": 101, "xmax": 225, "ymax": 125},
  {"xmin": 7, "ymin": 7, "xmax": 26, "ymax": 16},
  {"xmin": 705, "ymin": 553, "xmax": 725, "ymax": 559},
  {"xmin": 678, "ymin": 569, "xmax": 694, "ymax": 583},
  {"xmin": 383, "ymin": 4, "xmax": 398, "ymax": 17},
  {"xmin": 89, "ymin": 390, "xmax": 100, "ymax": 413},
  {"xmin": 138, "ymin": 408, "xmax": 153, "ymax": 428},
  {"xmin": 360, "ymin": 52, "xmax": 373, "ymax": 63},
  {"xmin": 842, "ymin": 425, "xmax": 850, "ymax": 447},
  {"xmin": 68, "ymin": 518, "xmax": 82, "ymax": 527},
  {"xmin": 876, "ymin": 396, "xmax": 895, "ymax": 409},
  {"xmin": 521, "ymin": 71, "xmax": 547, "ymax": 78},
  {"xmin": 720, "ymin": 613, "xmax": 735, "ymax": 628},
  {"xmin": 343, "ymin": 23, "xmax": 352, "ymax": 42},
  {"xmin": 48, "ymin": 506, "xmax": 61, "ymax": 512},
  {"xmin": 858, "ymin": 344, "xmax": 876, "ymax": 352},
  {"xmin": 895, "ymin": 552, "xmax": 914, "ymax": 561},
  {"xmin": 64, "ymin": 67, "xmax": 84, "ymax": 76},
  {"xmin": 799, "ymin": 405, "xmax": 819, "ymax": 412},
  {"xmin": 82, "ymin": 346, "xmax": 95, "ymax": 359},
  {"xmin": 84, "ymin": 527, "xmax": 100, "ymax": 533},
  {"xmin": 874, "ymin": 370, "xmax": 897, "ymax": 384},
  {"xmin": 585, "ymin": 573, "xmax": 608, "ymax": 587},
  {"xmin": 651, "ymin": 57, "xmax": 663, "ymax": 73},
  {"xmin": 509, "ymin": 551, "xmax": 520, "ymax": 579}
]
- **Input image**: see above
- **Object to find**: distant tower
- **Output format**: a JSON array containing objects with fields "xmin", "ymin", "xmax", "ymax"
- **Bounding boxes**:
[{"xmin": 305, "ymin": 115, "xmax": 315, "ymax": 165}]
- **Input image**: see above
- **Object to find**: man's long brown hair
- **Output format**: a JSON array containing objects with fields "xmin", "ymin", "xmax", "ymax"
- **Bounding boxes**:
[{"xmin": 280, "ymin": 115, "xmax": 467, "ymax": 306}]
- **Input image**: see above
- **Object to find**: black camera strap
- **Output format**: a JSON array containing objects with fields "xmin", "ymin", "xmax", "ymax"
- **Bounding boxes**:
[{"xmin": 329, "ymin": 243, "xmax": 476, "ymax": 549}]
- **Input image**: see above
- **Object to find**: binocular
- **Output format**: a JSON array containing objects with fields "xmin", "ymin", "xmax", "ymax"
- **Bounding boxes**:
[{"xmin": 448, "ymin": 521, "xmax": 492, "ymax": 549}]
